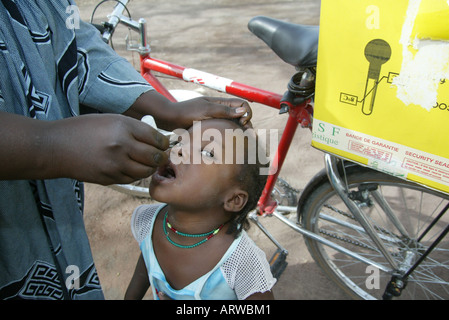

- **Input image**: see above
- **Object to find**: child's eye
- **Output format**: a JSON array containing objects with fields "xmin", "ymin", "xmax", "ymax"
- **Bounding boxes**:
[{"xmin": 201, "ymin": 149, "xmax": 214, "ymax": 158}]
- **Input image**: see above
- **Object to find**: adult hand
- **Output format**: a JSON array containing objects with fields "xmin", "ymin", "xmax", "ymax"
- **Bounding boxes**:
[
  {"xmin": 124, "ymin": 91, "xmax": 253, "ymax": 131},
  {"xmin": 171, "ymin": 96, "xmax": 253, "ymax": 129},
  {"xmin": 0, "ymin": 112, "xmax": 169, "ymax": 185},
  {"xmin": 53, "ymin": 114, "xmax": 169, "ymax": 185}
]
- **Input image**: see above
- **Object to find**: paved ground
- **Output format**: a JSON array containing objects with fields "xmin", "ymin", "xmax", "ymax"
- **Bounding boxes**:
[{"xmin": 79, "ymin": 0, "xmax": 350, "ymax": 300}]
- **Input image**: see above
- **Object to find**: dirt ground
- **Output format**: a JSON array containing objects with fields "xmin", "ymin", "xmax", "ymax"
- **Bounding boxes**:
[{"xmin": 79, "ymin": 0, "xmax": 350, "ymax": 300}]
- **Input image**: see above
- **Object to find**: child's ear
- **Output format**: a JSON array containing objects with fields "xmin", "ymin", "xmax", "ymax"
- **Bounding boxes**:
[{"xmin": 223, "ymin": 189, "xmax": 248, "ymax": 212}]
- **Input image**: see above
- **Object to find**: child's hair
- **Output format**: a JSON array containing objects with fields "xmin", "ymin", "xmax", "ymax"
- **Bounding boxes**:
[{"xmin": 224, "ymin": 119, "xmax": 269, "ymax": 237}]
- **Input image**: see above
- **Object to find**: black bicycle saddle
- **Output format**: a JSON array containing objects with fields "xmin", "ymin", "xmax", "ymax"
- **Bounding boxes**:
[{"xmin": 248, "ymin": 16, "xmax": 319, "ymax": 68}]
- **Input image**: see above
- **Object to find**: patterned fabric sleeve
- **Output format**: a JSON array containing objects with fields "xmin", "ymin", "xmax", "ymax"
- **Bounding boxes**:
[{"xmin": 75, "ymin": 19, "xmax": 153, "ymax": 114}]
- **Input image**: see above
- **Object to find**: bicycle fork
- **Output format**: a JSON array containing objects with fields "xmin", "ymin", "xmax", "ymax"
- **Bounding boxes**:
[
  {"xmin": 324, "ymin": 154, "xmax": 400, "ymax": 271},
  {"xmin": 325, "ymin": 154, "xmax": 449, "ymax": 299}
]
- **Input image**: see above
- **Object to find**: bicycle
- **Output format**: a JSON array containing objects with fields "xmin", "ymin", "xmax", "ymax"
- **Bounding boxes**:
[{"xmin": 90, "ymin": 0, "xmax": 449, "ymax": 300}]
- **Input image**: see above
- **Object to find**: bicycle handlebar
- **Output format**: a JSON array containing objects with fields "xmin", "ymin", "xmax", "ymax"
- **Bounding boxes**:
[
  {"xmin": 95, "ymin": 0, "xmax": 149, "ymax": 52},
  {"xmin": 100, "ymin": 0, "xmax": 130, "ymax": 43}
]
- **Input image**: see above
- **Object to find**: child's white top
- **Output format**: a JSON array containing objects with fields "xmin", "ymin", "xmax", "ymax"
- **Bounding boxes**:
[{"xmin": 131, "ymin": 204, "xmax": 276, "ymax": 300}]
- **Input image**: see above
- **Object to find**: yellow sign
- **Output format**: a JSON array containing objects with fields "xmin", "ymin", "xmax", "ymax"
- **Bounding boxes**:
[{"xmin": 313, "ymin": 0, "xmax": 449, "ymax": 194}]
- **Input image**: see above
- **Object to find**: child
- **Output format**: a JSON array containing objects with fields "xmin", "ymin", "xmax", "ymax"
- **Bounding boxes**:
[{"xmin": 125, "ymin": 118, "xmax": 276, "ymax": 300}]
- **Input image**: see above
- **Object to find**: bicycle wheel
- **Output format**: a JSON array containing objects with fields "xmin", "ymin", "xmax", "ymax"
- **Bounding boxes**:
[{"xmin": 300, "ymin": 164, "xmax": 449, "ymax": 299}]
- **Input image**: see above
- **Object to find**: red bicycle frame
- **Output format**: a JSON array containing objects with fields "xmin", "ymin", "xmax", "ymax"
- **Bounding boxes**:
[{"xmin": 139, "ymin": 53, "xmax": 312, "ymax": 215}]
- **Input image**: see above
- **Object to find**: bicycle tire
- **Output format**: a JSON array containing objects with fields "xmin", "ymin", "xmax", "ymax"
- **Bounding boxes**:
[{"xmin": 299, "ymin": 164, "xmax": 449, "ymax": 300}]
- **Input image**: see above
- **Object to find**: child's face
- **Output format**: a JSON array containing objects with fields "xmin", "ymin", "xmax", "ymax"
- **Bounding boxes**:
[{"xmin": 150, "ymin": 119, "xmax": 248, "ymax": 210}]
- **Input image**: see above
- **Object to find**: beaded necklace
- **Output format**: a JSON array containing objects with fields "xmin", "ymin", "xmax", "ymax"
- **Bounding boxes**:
[{"xmin": 163, "ymin": 212, "xmax": 224, "ymax": 249}]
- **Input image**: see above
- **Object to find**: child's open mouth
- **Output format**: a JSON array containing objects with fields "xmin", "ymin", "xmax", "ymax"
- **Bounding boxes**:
[{"xmin": 153, "ymin": 161, "xmax": 177, "ymax": 182}]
